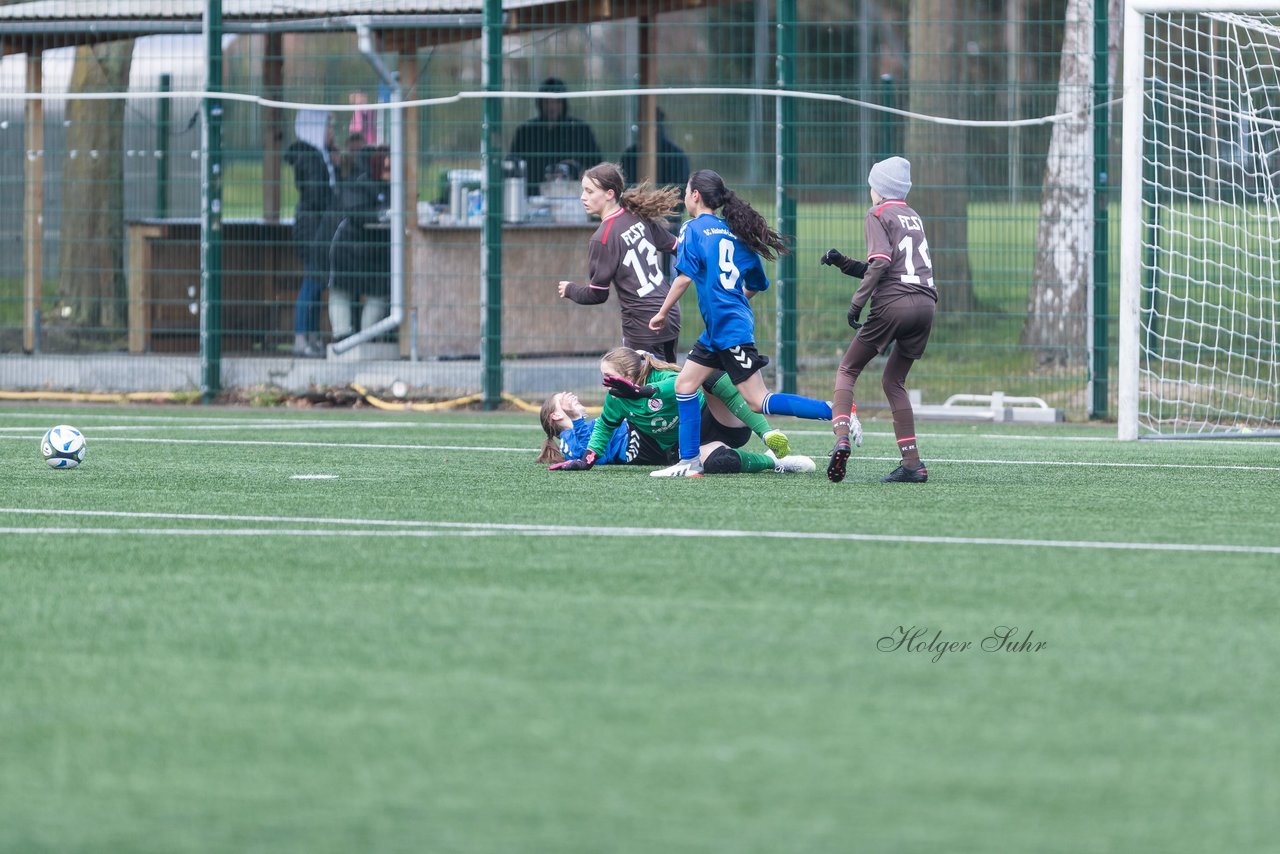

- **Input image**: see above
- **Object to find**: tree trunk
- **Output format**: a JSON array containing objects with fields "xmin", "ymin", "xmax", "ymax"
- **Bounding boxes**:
[
  {"xmin": 58, "ymin": 41, "xmax": 134, "ymax": 331},
  {"xmin": 906, "ymin": 0, "xmax": 976, "ymax": 314},
  {"xmin": 1021, "ymin": 0, "xmax": 1114, "ymax": 367}
]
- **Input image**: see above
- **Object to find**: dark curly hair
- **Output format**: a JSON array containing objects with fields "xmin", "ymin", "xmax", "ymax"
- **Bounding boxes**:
[{"xmin": 687, "ymin": 168, "xmax": 790, "ymax": 261}]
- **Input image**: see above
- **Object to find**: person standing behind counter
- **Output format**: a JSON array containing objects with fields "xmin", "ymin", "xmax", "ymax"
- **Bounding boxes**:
[{"xmin": 509, "ymin": 77, "xmax": 602, "ymax": 196}]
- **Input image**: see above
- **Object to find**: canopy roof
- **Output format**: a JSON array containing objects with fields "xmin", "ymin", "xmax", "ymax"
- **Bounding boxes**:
[{"xmin": 0, "ymin": 0, "xmax": 718, "ymax": 53}]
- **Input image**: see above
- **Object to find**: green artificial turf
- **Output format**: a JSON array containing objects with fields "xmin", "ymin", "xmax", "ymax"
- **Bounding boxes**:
[{"xmin": 1, "ymin": 404, "xmax": 1277, "ymax": 853}]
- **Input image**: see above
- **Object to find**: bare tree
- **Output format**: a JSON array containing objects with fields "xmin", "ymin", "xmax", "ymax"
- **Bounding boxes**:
[
  {"xmin": 57, "ymin": 41, "xmax": 134, "ymax": 331},
  {"xmin": 906, "ymin": 0, "xmax": 976, "ymax": 313},
  {"xmin": 1021, "ymin": 0, "xmax": 1121, "ymax": 366}
]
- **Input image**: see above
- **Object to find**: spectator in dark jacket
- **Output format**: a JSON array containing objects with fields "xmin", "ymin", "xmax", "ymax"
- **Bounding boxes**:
[
  {"xmin": 284, "ymin": 110, "xmax": 336, "ymax": 357},
  {"xmin": 509, "ymin": 77, "xmax": 602, "ymax": 196},
  {"xmin": 328, "ymin": 145, "xmax": 391, "ymax": 340},
  {"xmin": 620, "ymin": 109, "xmax": 690, "ymax": 194}
]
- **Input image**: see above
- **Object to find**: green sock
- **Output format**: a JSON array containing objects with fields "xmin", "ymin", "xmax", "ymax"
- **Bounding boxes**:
[
  {"xmin": 736, "ymin": 449, "xmax": 775, "ymax": 473},
  {"xmin": 711, "ymin": 373, "xmax": 772, "ymax": 438}
]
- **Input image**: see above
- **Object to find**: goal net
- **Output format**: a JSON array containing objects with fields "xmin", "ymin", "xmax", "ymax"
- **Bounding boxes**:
[{"xmin": 1119, "ymin": 2, "xmax": 1280, "ymax": 439}]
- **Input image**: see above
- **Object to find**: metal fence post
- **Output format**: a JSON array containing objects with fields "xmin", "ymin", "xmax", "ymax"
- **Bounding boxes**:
[
  {"xmin": 156, "ymin": 73, "xmax": 170, "ymax": 220},
  {"xmin": 878, "ymin": 74, "xmax": 895, "ymax": 162},
  {"xmin": 200, "ymin": 0, "xmax": 223, "ymax": 402},
  {"xmin": 481, "ymin": 0, "xmax": 503, "ymax": 410},
  {"xmin": 775, "ymin": 0, "xmax": 797, "ymax": 394},
  {"xmin": 1090, "ymin": 2, "xmax": 1110, "ymax": 418}
]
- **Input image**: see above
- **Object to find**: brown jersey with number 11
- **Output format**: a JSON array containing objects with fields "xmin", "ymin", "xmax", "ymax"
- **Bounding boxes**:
[{"xmin": 851, "ymin": 199, "xmax": 939, "ymax": 312}]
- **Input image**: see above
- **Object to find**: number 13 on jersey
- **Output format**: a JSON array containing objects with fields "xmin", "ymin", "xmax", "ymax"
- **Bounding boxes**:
[{"xmin": 623, "ymin": 238, "xmax": 665, "ymax": 297}]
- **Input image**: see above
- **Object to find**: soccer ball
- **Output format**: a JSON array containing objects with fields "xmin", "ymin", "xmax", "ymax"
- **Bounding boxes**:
[{"xmin": 41, "ymin": 424, "xmax": 86, "ymax": 469}]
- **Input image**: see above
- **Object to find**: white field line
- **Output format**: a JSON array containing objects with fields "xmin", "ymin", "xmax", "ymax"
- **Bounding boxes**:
[
  {"xmin": 0, "ymin": 526, "xmax": 502, "ymax": 538},
  {"xmin": 3, "ymin": 432, "xmax": 1277, "ymax": 471},
  {"xmin": 924, "ymin": 457, "xmax": 1280, "ymax": 472},
  {"xmin": 5, "ymin": 411, "xmax": 1276, "ymax": 444},
  {"xmin": 0, "ymin": 419, "xmax": 535, "ymax": 431},
  {"xmin": 781, "ymin": 428, "xmax": 1279, "ymax": 447},
  {"xmin": 0, "ymin": 435, "xmax": 531, "ymax": 453},
  {"xmin": 1, "ymin": 508, "xmax": 1277, "ymax": 556}
]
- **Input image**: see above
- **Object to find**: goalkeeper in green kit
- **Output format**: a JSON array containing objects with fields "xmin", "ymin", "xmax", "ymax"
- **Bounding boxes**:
[{"xmin": 548, "ymin": 347, "xmax": 815, "ymax": 474}]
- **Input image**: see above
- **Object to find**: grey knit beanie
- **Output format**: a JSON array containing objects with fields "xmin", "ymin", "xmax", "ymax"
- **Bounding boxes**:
[{"xmin": 868, "ymin": 156, "xmax": 912, "ymax": 200}]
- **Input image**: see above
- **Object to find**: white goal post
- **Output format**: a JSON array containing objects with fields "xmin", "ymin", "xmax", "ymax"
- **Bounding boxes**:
[{"xmin": 1120, "ymin": 0, "xmax": 1280, "ymax": 439}]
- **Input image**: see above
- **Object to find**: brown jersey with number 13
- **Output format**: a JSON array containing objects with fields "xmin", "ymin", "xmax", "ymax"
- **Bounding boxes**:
[{"xmin": 561, "ymin": 208, "xmax": 680, "ymax": 351}]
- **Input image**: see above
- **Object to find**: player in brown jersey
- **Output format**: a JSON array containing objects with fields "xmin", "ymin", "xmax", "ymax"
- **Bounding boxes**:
[
  {"xmin": 820, "ymin": 156, "xmax": 937, "ymax": 484},
  {"xmin": 557, "ymin": 163, "xmax": 684, "ymax": 362}
]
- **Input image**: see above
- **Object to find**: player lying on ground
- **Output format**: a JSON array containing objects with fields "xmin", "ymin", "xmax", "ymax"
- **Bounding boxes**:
[
  {"xmin": 537, "ymin": 390, "xmax": 666, "ymax": 467},
  {"xmin": 540, "ymin": 347, "xmax": 814, "ymax": 474}
]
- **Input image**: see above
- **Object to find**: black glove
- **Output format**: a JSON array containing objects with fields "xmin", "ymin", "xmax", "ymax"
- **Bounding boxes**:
[
  {"xmin": 549, "ymin": 449, "xmax": 597, "ymax": 471},
  {"xmin": 602, "ymin": 375, "xmax": 656, "ymax": 400},
  {"xmin": 847, "ymin": 303, "xmax": 864, "ymax": 330},
  {"xmin": 821, "ymin": 248, "xmax": 868, "ymax": 279}
]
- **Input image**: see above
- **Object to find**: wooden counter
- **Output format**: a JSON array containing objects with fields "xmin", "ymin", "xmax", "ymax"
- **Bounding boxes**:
[
  {"xmin": 408, "ymin": 222, "xmax": 621, "ymax": 359},
  {"xmin": 126, "ymin": 219, "xmax": 623, "ymax": 359},
  {"xmin": 127, "ymin": 219, "xmax": 299, "ymax": 353}
]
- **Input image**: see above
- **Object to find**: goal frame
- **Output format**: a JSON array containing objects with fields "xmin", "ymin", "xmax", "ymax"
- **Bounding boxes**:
[{"xmin": 1119, "ymin": 0, "xmax": 1280, "ymax": 439}]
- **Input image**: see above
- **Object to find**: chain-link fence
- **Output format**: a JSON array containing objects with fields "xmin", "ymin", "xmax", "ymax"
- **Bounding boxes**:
[{"xmin": 0, "ymin": 0, "xmax": 1112, "ymax": 416}]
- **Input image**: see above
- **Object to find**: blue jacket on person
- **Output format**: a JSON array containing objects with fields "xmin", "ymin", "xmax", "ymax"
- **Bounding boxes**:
[{"xmin": 558, "ymin": 417, "xmax": 632, "ymax": 465}]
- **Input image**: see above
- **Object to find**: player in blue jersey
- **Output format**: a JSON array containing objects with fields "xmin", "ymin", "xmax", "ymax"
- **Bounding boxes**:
[
  {"xmin": 645, "ymin": 169, "xmax": 833, "ymax": 477},
  {"xmin": 536, "ymin": 390, "xmax": 662, "ymax": 467}
]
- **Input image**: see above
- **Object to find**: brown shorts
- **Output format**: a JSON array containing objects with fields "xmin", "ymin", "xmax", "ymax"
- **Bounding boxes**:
[
  {"xmin": 857, "ymin": 294, "xmax": 936, "ymax": 360},
  {"xmin": 623, "ymin": 337, "xmax": 679, "ymax": 364}
]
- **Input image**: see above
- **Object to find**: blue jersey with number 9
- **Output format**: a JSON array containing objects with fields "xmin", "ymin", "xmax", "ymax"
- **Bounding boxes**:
[{"xmin": 675, "ymin": 213, "xmax": 769, "ymax": 350}]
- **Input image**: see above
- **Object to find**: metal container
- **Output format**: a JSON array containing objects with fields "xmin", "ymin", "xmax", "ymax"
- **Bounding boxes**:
[
  {"xmin": 447, "ymin": 169, "xmax": 482, "ymax": 223},
  {"xmin": 502, "ymin": 159, "xmax": 527, "ymax": 224},
  {"xmin": 502, "ymin": 178, "xmax": 527, "ymax": 224}
]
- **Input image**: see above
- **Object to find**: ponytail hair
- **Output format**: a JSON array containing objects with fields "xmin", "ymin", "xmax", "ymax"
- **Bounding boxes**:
[
  {"xmin": 583, "ymin": 162, "xmax": 681, "ymax": 226},
  {"xmin": 687, "ymin": 168, "xmax": 790, "ymax": 261},
  {"xmin": 602, "ymin": 346, "xmax": 680, "ymax": 384},
  {"xmin": 536, "ymin": 395, "xmax": 566, "ymax": 464}
]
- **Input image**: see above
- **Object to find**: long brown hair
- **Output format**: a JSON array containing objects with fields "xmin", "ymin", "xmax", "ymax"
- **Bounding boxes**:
[
  {"xmin": 687, "ymin": 168, "xmax": 790, "ymax": 261},
  {"xmin": 536, "ymin": 394, "xmax": 566, "ymax": 464},
  {"xmin": 583, "ymin": 162, "xmax": 681, "ymax": 225},
  {"xmin": 602, "ymin": 346, "xmax": 680, "ymax": 384}
]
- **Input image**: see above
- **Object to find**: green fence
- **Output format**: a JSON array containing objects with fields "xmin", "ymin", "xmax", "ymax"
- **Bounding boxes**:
[{"xmin": 0, "ymin": 0, "xmax": 1113, "ymax": 417}]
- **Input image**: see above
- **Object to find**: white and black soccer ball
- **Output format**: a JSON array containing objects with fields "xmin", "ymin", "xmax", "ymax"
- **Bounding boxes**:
[{"xmin": 41, "ymin": 424, "xmax": 86, "ymax": 469}]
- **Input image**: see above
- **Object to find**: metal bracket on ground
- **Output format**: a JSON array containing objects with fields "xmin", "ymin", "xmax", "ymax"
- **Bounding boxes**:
[{"xmin": 909, "ymin": 390, "xmax": 1063, "ymax": 424}]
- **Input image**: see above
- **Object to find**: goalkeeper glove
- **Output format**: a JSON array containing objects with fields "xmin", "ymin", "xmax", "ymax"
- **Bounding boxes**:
[
  {"xmin": 847, "ymin": 302, "xmax": 864, "ymax": 330},
  {"xmin": 850, "ymin": 413, "xmax": 864, "ymax": 448},
  {"xmin": 602, "ymin": 375, "xmax": 657, "ymax": 399},
  {"xmin": 548, "ymin": 449, "xmax": 597, "ymax": 471},
  {"xmin": 821, "ymin": 248, "xmax": 868, "ymax": 279}
]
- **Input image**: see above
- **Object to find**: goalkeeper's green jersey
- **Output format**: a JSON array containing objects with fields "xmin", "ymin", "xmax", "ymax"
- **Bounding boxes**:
[{"xmin": 587, "ymin": 369, "xmax": 691, "ymax": 457}]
